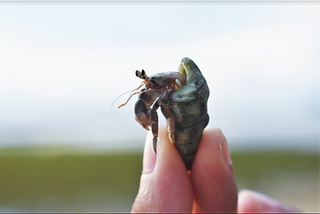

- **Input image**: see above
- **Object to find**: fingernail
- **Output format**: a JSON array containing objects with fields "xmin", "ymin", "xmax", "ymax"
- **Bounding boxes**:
[{"xmin": 217, "ymin": 129, "xmax": 232, "ymax": 166}]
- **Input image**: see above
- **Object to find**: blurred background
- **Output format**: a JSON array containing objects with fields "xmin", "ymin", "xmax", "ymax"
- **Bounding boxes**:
[{"xmin": 0, "ymin": 1, "xmax": 319, "ymax": 212}]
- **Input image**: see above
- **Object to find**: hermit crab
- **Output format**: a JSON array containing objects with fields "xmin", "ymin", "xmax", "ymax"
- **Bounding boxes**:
[{"xmin": 119, "ymin": 57, "xmax": 209, "ymax": 170}]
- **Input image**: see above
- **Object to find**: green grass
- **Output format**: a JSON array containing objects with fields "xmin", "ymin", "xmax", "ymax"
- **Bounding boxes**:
[
  {"xmin": 0, "ymin": 147, "xmax": 318, "ymax": 212},
  {"xmin": 0, "ymin": 148, "xmax": 143, "ymax": 212},
  {"xmin": 232, "ymin": 150, "xmax": 318, "ymax": 186}
]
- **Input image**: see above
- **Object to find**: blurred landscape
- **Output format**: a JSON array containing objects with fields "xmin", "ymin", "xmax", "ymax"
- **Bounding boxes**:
[
  {"xmin": 0, "ymin": 146, "xmax": 318, "ymax": 212},
  {"xmin": 0, "ymin": 2, "xmax": 318, "ymax": 213}
]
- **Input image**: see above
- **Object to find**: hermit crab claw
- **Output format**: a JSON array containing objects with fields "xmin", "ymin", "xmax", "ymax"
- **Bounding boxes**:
[{"xmin": 134, "ymin": 89, "xmax": 161, "ymax": 130}]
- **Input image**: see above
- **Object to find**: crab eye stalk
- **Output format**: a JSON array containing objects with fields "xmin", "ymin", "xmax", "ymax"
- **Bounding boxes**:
[{"xmin": 136, "ymin": 69, "xmax": 148, "ymax": 80}]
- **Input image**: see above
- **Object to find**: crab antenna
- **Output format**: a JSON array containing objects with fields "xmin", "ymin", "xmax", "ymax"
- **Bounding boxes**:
[
  {"xmin": 110, "ymin": 89, "xmax": 133, "ymax": 109},
  {"xmin": 118, "ymin": 91, "xmax": 143, "ymax": 109},
  {"xmin": 115, "ymin": 70, "xmax": 148, "ymax": 109},
  {"xmin": 111, "ymin": 82, "xmax": 145, "ymax": 109}
]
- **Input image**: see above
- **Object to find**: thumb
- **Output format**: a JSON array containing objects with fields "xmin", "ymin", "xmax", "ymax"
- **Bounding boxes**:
[{"xmin": 131, "ymin": 126, "xmax": 193, "ymax": 213}]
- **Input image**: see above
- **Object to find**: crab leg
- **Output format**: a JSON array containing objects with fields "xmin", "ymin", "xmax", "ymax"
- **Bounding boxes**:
[
  {"xmin": 160, "ymin": 104, "xmax": 175, "ymax": 144},
  {"xmin": 150, "ymin": 106, "xmax": 158, "ymax": 153},
  {"xmin": 150, "ymin": 88, "xmax": 175, "ymax": 153},
  {"xmin": 159, "ymin": 89, "xmax": 175, "ymax": 144}
]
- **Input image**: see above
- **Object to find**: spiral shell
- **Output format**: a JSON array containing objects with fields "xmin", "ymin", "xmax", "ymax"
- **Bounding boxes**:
[{"xmin": 168, "ymin": 57, "xmax": 210, "ymax": 170}]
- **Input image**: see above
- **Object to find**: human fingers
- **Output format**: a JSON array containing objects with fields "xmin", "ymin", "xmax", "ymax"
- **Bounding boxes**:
[
  {"xmin": 238, "ymin": 189, "xmax": 301, "ymax": 212},
  {"xmin": 131, "ymin": 126, "xmax": 193, "ymax": 213},
  {"xmin": 190, "ymin": 128, "xmax": 238, "ymax": 212}
]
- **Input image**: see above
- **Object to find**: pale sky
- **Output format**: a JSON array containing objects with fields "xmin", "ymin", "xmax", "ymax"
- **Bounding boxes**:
[{"xmin": 0, "ymin": 2, "xmax": 319, "ymax": 152}]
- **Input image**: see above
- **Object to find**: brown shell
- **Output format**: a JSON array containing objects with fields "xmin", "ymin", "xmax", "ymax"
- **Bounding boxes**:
[{"xmin": 168, "ymin": 57, "xmax": 210, "ymax": 170}]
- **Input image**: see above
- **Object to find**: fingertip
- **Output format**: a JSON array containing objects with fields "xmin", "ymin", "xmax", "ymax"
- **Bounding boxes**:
[
  {"xmin": 142, "ymin": 125, "xmax": 188, "ymax": 175},
  {"xmin": 142, "ymin": 131, "xmax": 156, "ymax": 173},
  {"xmin": 193, "ymin": 127, "xmax": 233, "ymax": 171},
  {"xmin": 238, "ymin": 189, "xmax": 301, "ymax": 212},
  {"xmin": 155, "ymin": 125, "xmax": 187, "ymax": 172},
  {"xmin": 143, "ymin": 125, "xmax": 193, "ymax": 212},
  {"xmin": 238, "ymin": 189, "xmax": 258, "ymax": 212},
  {"xmin": 191, "ymin": 127, "xmax": 238, "ymax": 212}
]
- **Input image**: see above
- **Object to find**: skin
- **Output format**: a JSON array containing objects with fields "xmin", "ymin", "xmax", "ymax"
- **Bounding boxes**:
[{"xmin": 131, "ymin": 125, "xmax": 300, "ymax": 213}]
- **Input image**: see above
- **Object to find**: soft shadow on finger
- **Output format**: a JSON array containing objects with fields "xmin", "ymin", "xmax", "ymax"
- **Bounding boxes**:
[
  {"xmin": 131, "ymin": 125, "xmax": 193, "ymax": 213},
  {"xmin": 190, "ymin": 128, "xmax": 238, "ymax": 212}
]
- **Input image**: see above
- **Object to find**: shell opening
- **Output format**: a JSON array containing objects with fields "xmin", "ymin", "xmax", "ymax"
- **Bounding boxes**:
[
  {"xmin": 178, "ymin": 57, "xmax": 197, "ymax": 83},
  {"xmin": 178, "ymin": 63, "xmax": 187, "ymax": 76}
]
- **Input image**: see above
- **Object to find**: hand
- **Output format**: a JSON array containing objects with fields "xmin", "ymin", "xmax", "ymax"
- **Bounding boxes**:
[{"xmin": 131, "ymin": 126, "xmax": 300, "ymax": 213}]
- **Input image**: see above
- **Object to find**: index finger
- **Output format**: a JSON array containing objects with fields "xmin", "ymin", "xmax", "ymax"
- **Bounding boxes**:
[{"xmin": 132, "ymin": 126, "xmax": 193, "ymax": 213}]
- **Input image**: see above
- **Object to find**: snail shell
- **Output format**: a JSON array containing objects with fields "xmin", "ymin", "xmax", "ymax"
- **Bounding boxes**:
[{"xmin": 169, "ymin": 57, "xmax": 210, "ymax": 170}]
